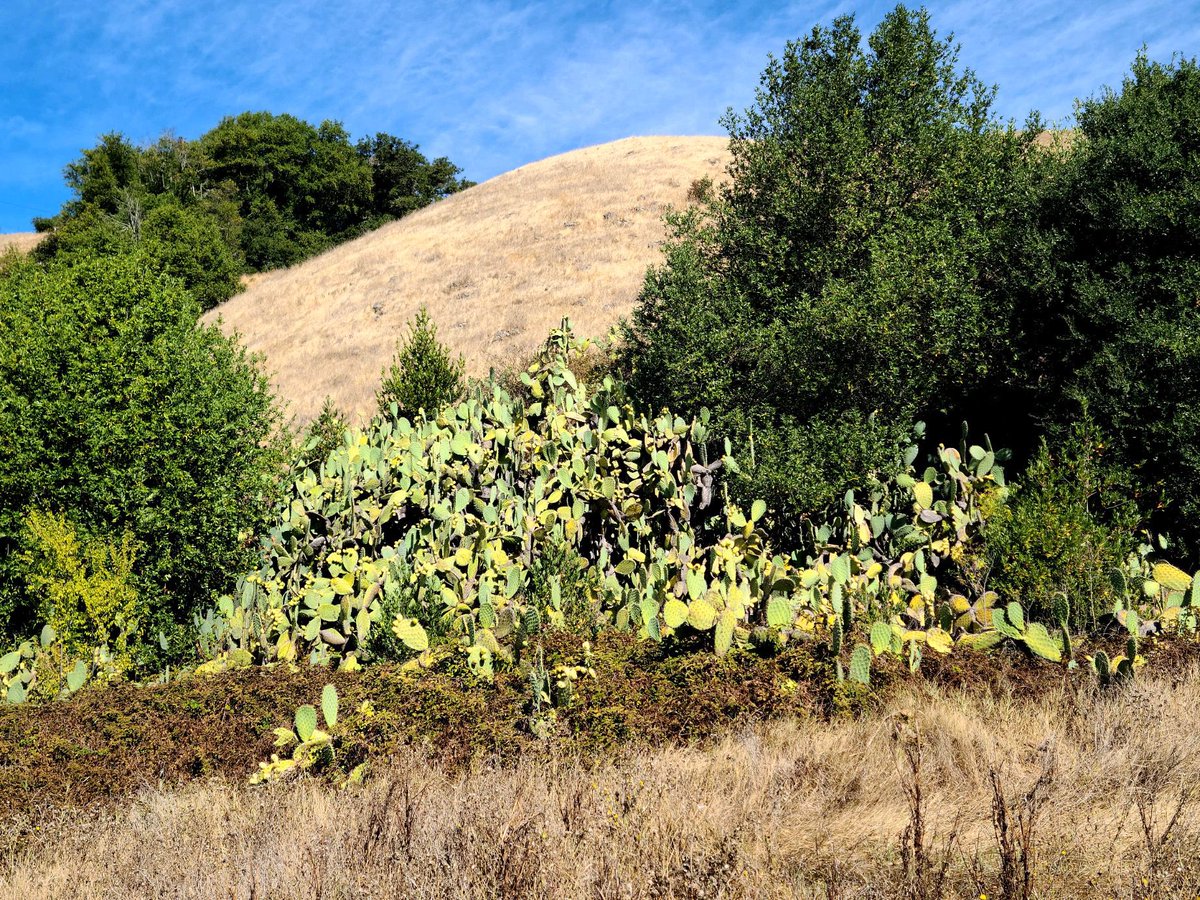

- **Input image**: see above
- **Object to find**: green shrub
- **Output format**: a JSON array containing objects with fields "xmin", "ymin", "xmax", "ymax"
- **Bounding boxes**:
[
  {"xmin": 526, "ymin": 540, "xmax": 601, "ymax": 636},
  {"xmin": 984, "ymin": 422, "xmax": 1140, "ymax": 629},
  {"xmin": 19, "ymin": 511, "xmax": 144, "ymax": 664},
  {"xmin": 620, "ymin": 5, "xmax": 1042, "ymax": 532},
  {"xmin": 1018, "ymin": 52, "xmax": 1200, "ymax": 560},
  {"xmin": 0, "ymin": 247, "xmax": 28, "ymax": 283},
  {"xmin": 34, "ymin": 198, "xmax": 243, "ymax": 311},
  {"xmin": 356, "ymin": 132, "xmax": 474, "ymax": 219},
  {"xmin": 199, "ymin": 113, "xmax": 371, "ymax": 270},
  {"xmin": 142, "ymin": 200, "xmax": 243, "ymax": 310},
  {"xmin": 376, "ymin": 306, "xmax": 466, "ymax": 419},
  {"xmin": 361, "ymin": 562, "xmax": 454, "ymax": 663},
  {"xmin": 362, "ymin": 563, "xmax": 418, "ymax": 663},
  {"xmin": 237, "ymin": 196, "xmax": 330, "ymax": 271},
  {"xmin": 32, "ymin": 203, "xmax": 133, "ymax": 264},
  {"xmin": 0, "ymin": 254, "xmax": 285, "ymax": 653},
  {"xmin": 295, "ymin": 396, "xmax": 350, "ymax": 473}
]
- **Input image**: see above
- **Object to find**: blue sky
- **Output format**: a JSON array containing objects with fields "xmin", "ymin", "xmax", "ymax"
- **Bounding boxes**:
[{"xmin": 1, "ymin": 0, "xmax": 1197, "ymax": 233}]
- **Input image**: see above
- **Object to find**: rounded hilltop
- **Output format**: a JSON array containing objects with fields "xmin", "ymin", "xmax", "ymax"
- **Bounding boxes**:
[{"xmin": 202, "ymin": 135, "xmax": 730, "ymax": 423}]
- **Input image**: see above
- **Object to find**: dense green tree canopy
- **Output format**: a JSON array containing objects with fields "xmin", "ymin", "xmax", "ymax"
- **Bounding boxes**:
[
  {"xmin": 141, "ymin": 200, "xmax": 243, "ymax": 310},
  {"xmin": 197, "ymin": 113, "xmax": 371, "ymax": 268},
  {"xmin": 621, "ymin": 5, "xmax": 1040, "ymax": 532},
  {"xmin": 62, "ymin": 132, "xmax": 143, "ymax": 214},
  {"xmin": 32, "ymin": 112, "xmax": 472, "ymax": 307},
  {"xmin": 1021, "ymin": 52, "xmax": 1200, "ymax": 554},
  {"xmin": 0, "ymin": 254, "xmax": 285, "ymax": 644},
  {"xmin": 357, "ymin": 132, "xmax": 474, "ymax": 219}
]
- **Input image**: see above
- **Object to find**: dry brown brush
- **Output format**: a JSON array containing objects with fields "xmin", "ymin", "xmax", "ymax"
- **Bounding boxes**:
[{"xmin": 7, "ymin": 665, "xmax": 1200, "ymax": 898}]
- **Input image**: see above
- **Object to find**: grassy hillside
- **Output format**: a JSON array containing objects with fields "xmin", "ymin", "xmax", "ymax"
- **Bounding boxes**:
[
  {"xmin": 0, "ymin": 233, "xmax": 41, "ymax": 254},
  {"xmin": 203, "ymin": 136, "xmax": 730, "ymax": 423}
]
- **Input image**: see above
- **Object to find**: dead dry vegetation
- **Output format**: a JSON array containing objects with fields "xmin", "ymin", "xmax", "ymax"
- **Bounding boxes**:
[
  {"xmin": 7, "ymin": 669, "xmax": 1200, "ymax": 899},
  {"xmin": 0, "ymin": 232, "xmax": 41, "ymax": 254},
  {"xmin": 203, "ymin": 136, "xmax": 730, "ymax": 423}
]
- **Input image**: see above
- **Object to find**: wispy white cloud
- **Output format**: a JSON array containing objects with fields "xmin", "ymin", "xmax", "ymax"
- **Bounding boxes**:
[
  {"xmin": 0, "ymin": 0, "xmax": 1196, "ymax": 230},
  {"xmin": 928, "ymin": 0, "xmax": 1200, "ymax": 125}
]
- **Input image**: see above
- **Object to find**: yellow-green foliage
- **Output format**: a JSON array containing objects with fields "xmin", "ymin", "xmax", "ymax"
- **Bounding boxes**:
[
  {"xmin": 774, "ymin": 439, "xmax": 1015, "ymax": 673},
  {"xmin": 198, "ymin": 321, "xmax": 1029, "ymax": 681},
  {"xmin": 196, "ymin": 321, "xmax": 1197, "ymax": 688},
  {"xmin": 21, "ymin": 510, "xmax": 143, "ymax": 662},
  {"xmin": 1, "ymin": 624, "xmax": 117, "ymax": 704},
  {"xmin": 251, "ymin": 684, "xmax": 343, "ymax": 785},
  {"xmin": 199, "ymin": 321, "xmax": 750, "ymax": 669},
  {"xmin": 983, "ymin": 424, "xmax": 1138, "ymax": 630}
]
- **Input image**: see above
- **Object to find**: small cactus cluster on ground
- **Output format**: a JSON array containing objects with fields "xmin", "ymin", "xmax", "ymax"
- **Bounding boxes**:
[
  {"xmin": 1, "ymin": 623, "xmax": 119, "ymax": 704},
  {"xmin": 250, "ymin": 683, "xmax": 358, "ymax": 784}
]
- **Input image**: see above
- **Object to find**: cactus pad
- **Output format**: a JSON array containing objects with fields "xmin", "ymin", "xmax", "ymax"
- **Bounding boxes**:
[
  {"xmin": 393, "ymin": 617, "xmax": 429, "ymax": 652},
  {"xmin": 1021, "ymin": 622, "xmax": 1062, "ymax": 662},
  {"xmin": 294, "ymin": 704, "xmax": 318, "ymax": 743},
  {"xmin": 321, "ymin": 683, "xmax": 338, "ymax": 728},
  {"xmin": 992, "ymin": 608, "xmax": 1021, "ymax": 640},
  {"xmin": 849, "ymin": 645, "xmax": 872, "ymax": 685},
  {"xmin": 66, "ymin": 660, "xmax": 89, "ymax": 693},
  {"xmin": 714, "ymin": 613, "xmax": 734, "ymax": 657},
  {"xmin": 924, "ymin": 627, "xmax": 952, "ymax": 654},
  {"xmin": 912, "ymin": 481, "xmax": 933, "ymax": 510},
  {"xmin": 957, "ymin": 630, "xmax": 1004, "ymax": 651},
  {"xmin": 1153, "ymin": 563, "xmax": 1192, "ymax": 593},
  {"xmin": 869, "ymin": 621, "xmax": 892, "ymax": 655},
  {"xmin": 766, "ymin": 596, "xmax": 793, "ymax": 629},
  {"xmin": 687, "ymin": 598, "xmax": 718, "ymax": 631},
  {"xmin": 663, "ymin": 598, "xmax": 689, "ymax": 629}
]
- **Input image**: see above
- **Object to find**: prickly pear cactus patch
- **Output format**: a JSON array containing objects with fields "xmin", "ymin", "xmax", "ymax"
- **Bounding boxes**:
[
  {"xmin": 201, "ymin": 321, "xmax": 784, "ymax": 668},
  {"xmin": 193, "ymin": 320, "xmax": 1199, "ymax": 690}
]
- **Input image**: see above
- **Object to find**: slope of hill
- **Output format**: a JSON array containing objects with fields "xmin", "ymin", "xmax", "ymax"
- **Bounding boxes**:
[
  {"xmin": 0, "ymin": 233, "xmax": 41, "ymax": 254},
  {"xmin": 203, "ymin": 136, "xmax": 730, "ymax": 423}
]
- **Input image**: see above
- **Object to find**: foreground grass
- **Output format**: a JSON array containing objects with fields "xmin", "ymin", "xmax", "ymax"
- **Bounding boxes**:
[
  {"xmin": 6, "ymin": 660, "xmax": 1200, "ymax": 898},
  {"xmin": 3, "ymin": 636, "xmax": 1198, "ymax": 898}
]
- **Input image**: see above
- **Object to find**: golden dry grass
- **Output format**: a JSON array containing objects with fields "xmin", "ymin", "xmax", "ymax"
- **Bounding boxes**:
[
  {"xmin": 203, "ymin": 136, "xmax": 730, "ymax": 424},
  {"xmin": 0, "ymin": 232, "xmax": 42, "ymax": 254},
  {"xmin": 7, "ymin": 670, "xmax": 1200, "ymax": 899}
]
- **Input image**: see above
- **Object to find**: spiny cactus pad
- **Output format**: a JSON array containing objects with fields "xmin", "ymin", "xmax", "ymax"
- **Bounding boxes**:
[
  {"xmin": 294, "ymin": 704, "xmax": 318, "ymax": 743},
  {"xmin": 1153, "ymin": 563, "xmax": 1192, "ymax": 593},
  {"xmin": 1021, "ymin": 622, "xmax": 1062, "ymax": 662},
  {"xmin": 393, "ymin": 618, "xmax": 429, "ymax": 652},
  {"xmin": 849, "ymin": 645, "xmax": 872, "ymax": 685},
  {"xmin": 321, "ymin": 683, "xmax": 338, "ymax": 728}
]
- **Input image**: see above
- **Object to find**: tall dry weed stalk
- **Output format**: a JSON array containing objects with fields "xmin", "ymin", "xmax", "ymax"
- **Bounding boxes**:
[
  {"xmin": 987, "ymin": 742, "xmax": 1056, "ymax": 900},
  {"xmin": 895, "ymin": 723, "xmax": 957, "ymax": 900}
]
